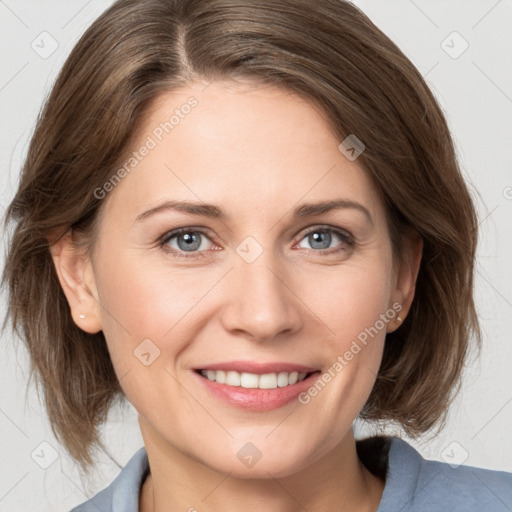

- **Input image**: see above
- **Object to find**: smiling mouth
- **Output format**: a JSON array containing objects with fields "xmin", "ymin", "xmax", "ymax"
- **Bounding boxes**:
[{"xmin": 194, "ymin": 369, "xmax": 320, "ymax": 390}]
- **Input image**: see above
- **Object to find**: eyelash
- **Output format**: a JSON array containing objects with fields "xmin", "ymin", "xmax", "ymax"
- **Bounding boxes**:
[{"xmin": 158, "ymin": 225, "xmax": 354, "ymax": 260}]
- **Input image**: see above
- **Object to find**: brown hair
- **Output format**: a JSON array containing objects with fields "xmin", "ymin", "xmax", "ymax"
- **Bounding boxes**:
[{"xmin": 2, "ymin": 0, "xmax": 480, "ymax": 471}]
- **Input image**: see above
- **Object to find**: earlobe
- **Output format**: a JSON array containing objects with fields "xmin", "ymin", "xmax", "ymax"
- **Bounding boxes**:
[
  {"xmin": 387, "ymin": 229, "xmax": 423, "ymax": 332},
  {"xmin": 49, "ymin": 230, "xmax": 102, "ymax": 334}
]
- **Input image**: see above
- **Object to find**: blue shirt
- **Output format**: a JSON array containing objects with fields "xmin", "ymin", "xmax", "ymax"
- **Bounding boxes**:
[{"xmin": 69, "ymin": 436, "xmax": 512, "ymax": 511}]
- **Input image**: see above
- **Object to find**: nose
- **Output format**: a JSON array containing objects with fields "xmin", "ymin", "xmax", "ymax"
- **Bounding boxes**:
[{"xmin": 220, "ymin": 254, "xmax": 304, "ymax": 342}]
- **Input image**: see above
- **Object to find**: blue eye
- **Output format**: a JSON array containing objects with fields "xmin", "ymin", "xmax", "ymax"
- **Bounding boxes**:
[
  {"xmin": 159, "ymin": 225, "xmax": 354, "ymax": 260},
  {"xmin": 297, "ymin": 226, "xmax": 354, "ymax": 253},
  {"xmin": 160, "ymin": 228, "xmax": 213, "ymax": 259}
]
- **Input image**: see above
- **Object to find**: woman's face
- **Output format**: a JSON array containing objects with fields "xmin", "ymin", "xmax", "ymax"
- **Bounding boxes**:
[{"xmin": 76, "ymin": 80, "xmax": 416, "ymax": 477}]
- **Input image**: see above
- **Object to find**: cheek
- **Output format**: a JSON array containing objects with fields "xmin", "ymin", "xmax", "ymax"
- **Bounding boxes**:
[
  {"xmin": 297, "ymin": 258, "xmax": 392, "ymax": 413},
  {"xmin": 93, "ymin": 250, "xmax": 218, "ymax": 368},
  {"xmin": 300, "ymin": 259, "xmax": 392, "ymax": 342},
  {"xmin": 306, "ymin": 261, "xmax": 392, "ymax": 398}
]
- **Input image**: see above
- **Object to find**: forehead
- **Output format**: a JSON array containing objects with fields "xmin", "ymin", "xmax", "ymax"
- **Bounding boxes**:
[{"xmin": 100, "ymin": 80, "xmax": 386, "ymax": 225}]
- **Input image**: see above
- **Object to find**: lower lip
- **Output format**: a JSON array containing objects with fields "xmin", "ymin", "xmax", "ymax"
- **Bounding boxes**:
[{"xmin": 192, "ymin": 370, "xmax": 322, "ymax": 411}]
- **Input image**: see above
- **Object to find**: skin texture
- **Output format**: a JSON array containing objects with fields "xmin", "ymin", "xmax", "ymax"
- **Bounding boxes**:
[{"xmin": 51, "ymin": 80, "xmax": 422, "ymax": 512}]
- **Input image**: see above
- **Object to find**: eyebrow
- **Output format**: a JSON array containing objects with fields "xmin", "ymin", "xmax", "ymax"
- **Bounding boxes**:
[{"xmin": 135, "ymin": 199, "xmax": 373, "ymax": 225}]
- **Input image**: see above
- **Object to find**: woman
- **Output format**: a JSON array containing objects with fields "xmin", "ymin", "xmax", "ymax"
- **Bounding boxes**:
[{"xmin": 3, "ymin": 0, "xmax": 511, "ymax": 511}]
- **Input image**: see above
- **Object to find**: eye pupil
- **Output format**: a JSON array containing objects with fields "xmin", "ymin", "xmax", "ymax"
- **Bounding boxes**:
[
  {"xmin": 309, "ymin": 231, "xmax": 331, "ymax": 250},
  {"xmin": 177, "ymin": 232, "xmax": 201, "ymax": 251}
]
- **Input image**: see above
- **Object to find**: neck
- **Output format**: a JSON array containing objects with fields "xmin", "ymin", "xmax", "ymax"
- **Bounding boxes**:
[{"xmin": 138, "ymin": 420, "xmax": 384, "ymax": 512}]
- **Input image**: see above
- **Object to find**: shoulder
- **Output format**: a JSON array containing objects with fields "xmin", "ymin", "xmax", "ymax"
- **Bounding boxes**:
[
  {"xmin": 68, "ymin": 447, "xmax": 149, "ymax": 512},
  {"xmin": 359, "ymin": 436, "xmax": 512, "ymax": 512}
]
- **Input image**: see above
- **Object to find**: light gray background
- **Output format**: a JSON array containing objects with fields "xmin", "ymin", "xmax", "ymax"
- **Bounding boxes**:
[{"xmin": 1, "ymin": 1, "xmax": 511, "ymax": 511}]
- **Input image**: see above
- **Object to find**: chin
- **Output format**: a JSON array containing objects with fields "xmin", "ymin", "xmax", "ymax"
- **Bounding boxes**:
[
  {"xmin": 192, "ymin": 436, "xmax": 313, "ymax": 480},
  {"xmin": 211, "ymin": 454, "xmax": 308, "ymax": 480}
]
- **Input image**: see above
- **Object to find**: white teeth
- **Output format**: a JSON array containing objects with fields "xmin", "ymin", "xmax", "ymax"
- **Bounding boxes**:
[
  {"xmin": 277, "ymin": 372, "xmax": 289, "ymax": 387},
  {"xmin": 225, "ymin": 371, "xmax": 240, "ymax": 386},
  {"xmin": 240, "ymin": 373, "xmax": 259, "ymax": 388},
  {"xmin": 199, "ymin": 369, "xmax": 309, "ymax": 389},
  {"xmin": 259, "ymin": 373, "xmax": 277, "ymax": 389}
]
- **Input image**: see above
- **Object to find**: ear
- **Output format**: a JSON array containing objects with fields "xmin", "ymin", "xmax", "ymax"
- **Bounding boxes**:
[
  {"xmin": 49, "ymin": 230, "xmax": 102, "ymax": 334},
  {"xmin": 386, "ymin": 228, "xmax": 423, "ymax": 333}
]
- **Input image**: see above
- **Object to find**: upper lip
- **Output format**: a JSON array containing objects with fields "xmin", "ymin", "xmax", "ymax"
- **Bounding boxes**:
[{"xmin": 195, "ymin": 361, "xmax": 319, "ymax": 374}]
